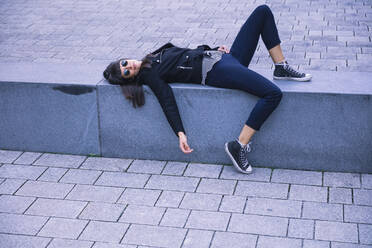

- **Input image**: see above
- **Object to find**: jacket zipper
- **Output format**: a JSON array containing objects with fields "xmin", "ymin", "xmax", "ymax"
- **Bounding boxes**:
[
  {"xmin": 159, "ymin": 49, "xmax": 166, "ymax": 63},
  {"xmin": 177, "ymin": 66, "xmax": 192, "ymax": 69}
]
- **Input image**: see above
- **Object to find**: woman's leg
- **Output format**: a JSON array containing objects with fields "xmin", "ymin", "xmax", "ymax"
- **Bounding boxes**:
[
  {"xmin": 238, "ymin": 44, "xmax": 286, "ymax": 144},
  {"xmin": 206, "ymin": 55, "xmax": 282, "ymax": 173},
  {"xmin": 222, "ymin": 5, "xmax": 282, "ymax": 145},
  {"xmin": 269, "ymin": 44, "xmax": 285, "ymax": 63},
  {"xmin": 238, "ymin": 124, "xmax": 256, "ymax": 145},
  {"xmin": 230, "ymin": 4, "xmax": 311, "ymax": 82},
  {"xmin": 206, "ymin": 54, "xmax": 283, "ymax": 144},
  {"xmin": 230, "ymin": 4, "xmax": 281, "ymax": 67}
]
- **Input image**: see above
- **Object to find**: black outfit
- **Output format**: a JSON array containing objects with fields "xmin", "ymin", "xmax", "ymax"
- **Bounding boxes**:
[
  {"xmin": 138, "ymin": 43, "xmax": 219, "ymax": 137},
  {"xmin": 138, "ymin": 4, "xmax": 282, "ymax": 137}
]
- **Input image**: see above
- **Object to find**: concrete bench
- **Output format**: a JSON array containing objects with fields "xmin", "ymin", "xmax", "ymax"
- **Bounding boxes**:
[{"xmin": 1, "ymin": 62, "xmax": 371, "ymax": 173}]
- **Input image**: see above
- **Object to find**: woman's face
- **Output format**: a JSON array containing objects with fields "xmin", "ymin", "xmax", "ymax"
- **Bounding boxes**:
[{"xmin": 119, "ymin": 59, "xmax": 141, "ymax": 79}]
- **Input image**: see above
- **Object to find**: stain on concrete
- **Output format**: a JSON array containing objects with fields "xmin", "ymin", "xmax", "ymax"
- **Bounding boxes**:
[{"xmin": 53, "ymin": 85, "xmax": 95, "ymax": 95}]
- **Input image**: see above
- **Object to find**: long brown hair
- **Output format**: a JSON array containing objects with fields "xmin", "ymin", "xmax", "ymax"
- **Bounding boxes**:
[{"xmin": 103, "ymin": 55, "xmax": 153, "ymax": 108}]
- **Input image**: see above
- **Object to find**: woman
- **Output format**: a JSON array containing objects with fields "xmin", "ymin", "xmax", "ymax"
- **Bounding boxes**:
[{"xmin": 103, "ymin": 4, "xmax": 312, "ymax": 174}]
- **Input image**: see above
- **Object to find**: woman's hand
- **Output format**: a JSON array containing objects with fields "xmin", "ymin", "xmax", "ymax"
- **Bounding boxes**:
[
  {"xmin": 178, "ymin": 132, "xmax": 193, "ymax": 154},
  {"xmin": 218, "ymin": 45, "xmax": 230, "ymax": 53}
]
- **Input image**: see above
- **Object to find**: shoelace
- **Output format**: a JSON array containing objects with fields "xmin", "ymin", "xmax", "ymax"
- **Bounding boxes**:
[
  {"xmin": 239, "ymin": 141, "xmax": 252, "ymax": 169},
  {"xmin": 284, "ymin": 64, "xmax": 304, "ymax": 77}
]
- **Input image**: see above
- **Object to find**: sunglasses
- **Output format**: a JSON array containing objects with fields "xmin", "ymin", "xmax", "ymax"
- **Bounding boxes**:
[{"xmin": 120, "ymin": 60, "xmax": 130, "ymax": 76}]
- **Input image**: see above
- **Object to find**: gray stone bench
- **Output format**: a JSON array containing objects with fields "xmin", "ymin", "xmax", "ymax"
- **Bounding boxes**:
[{"xmin": 1, "ymin": 62, "xmax": 371, "ymax": 173}]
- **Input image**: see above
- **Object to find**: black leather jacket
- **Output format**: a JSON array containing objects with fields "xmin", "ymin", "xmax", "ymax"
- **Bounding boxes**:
[
  {"xmin": 151, "ymin": 42, "xmax": 219, "ymax": 83},
  {"xmin": 138, "ymin": 42, "xmax": 218, "ymax": 137}
]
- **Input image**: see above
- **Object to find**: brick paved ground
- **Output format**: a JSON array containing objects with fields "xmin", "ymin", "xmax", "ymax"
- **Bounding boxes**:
[
  {"xmin": 1, "ymin": 0, "xmax": 372, "ymax": 247},
  {"xmin": 0, "ymin": 149, "xmax": 371, "ymax": 247},
  {"xmin": 0, "ymin": 0, "xmax": 371, "ymax": 72}
]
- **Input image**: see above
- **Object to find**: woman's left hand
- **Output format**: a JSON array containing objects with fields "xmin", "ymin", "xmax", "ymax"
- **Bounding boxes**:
[{"xmin": 218, "ymin": 45, "xmax": 230, "ymax": 53}]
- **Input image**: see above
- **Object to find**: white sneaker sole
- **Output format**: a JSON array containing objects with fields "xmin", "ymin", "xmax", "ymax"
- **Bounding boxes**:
[
  {"xmin": 224, "ymin": 142, "xmax": 253, "ymax": 174},
  {"xmin": 273, "ymin": 73, "xmax": 312, "ymax": 82}
]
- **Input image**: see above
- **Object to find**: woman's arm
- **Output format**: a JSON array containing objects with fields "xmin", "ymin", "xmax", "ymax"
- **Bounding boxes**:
[
  {"xmin": 145, "ymin": 74, "xmax": 185, "ymax": 136},
  {"xmin": 197, "ymin": 44, "xmax": 230, "ymax": 53},
  {"xmin": 144, "ymin": 72, "xmax": 193, "ymax": 153}
]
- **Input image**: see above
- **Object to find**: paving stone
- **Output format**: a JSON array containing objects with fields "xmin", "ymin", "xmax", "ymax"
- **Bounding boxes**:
[
  {"xmin": 289, "ymin": 184, "xmax": 328, "ymax": 202},
  {"xmin": 119, "ymin": 205, "xmax": 165, "ymax": 225},
  {"xmin": 220, "ymin": 166, "xmax": 271, "ymax": 182},
  {"xmin": 0, "ymin": 233, "xmax": 50, "ymax": 248},
  {"xmin": 0, "ymin": 195, "xmax": 35, "ymax": 214},
  {"xmin": 288, "ymin": 219, "xmax": 314, "ymax": 239},
  {"xmin": 127, "ymin": 159, "xmax": 166, "ymax": 174},
  {"xmin": 38, "ymin": 217, "xmax": 88, "ymax": 239},
  {"xmin": 196, "ymin": 178, "xmax": 236, "ymax": 195},
  {"xmin": 211, "ymin": 232, "xmax": 257, "ymax": 248},
  {"xmin": 93, "ymin": 243, "xmax": 136, "ymax": 248},
  {"xmin": 184, "ymin": 163, "xmax": 223, "ymax": 178},
  {"xmin": 156, "ymin": 190, "xmax": 185, "ymax": 208},
  {"xmin": 228, "ymin": 213, "xmax": 288, "ymax": 236},
  {"xmin": 79, "ymin": 220, "xmax": 129, "ymax": 243},
  {"xmin": 122, "ymin": 224, "xmax": 187, "ymax": 248},
  {"xmin": 48, "ymin": 238, "xmax": 93, "ymax": 248},
  {"xmin": 34, "ymin": 153, "xmax": 86, "ymax": 168},
  {"xmin": 354, "ymin": 189, "xmax": 372, "ymax": 206},
  {"xmin": 0, "ymin": 150, "xmax": 22, "ymax": 163},
  {"xmin": 0, "ymin": 164, "xmax": 47, "ymax": 180},
  {"xmin": 95, "ymin": 172, "xmax": 150, "ymax": 188},
  {"xmin": 244, "ymin": 197, "xmax": 302, "ymax": 218},
  {"xmin": 180, "ymin": 192, "xmax": 222, "ymax": 211},
  {"xmin": 219, "ymin": 195, "xmax": 246, "ymax": 213},
  {"xmin": 16, "ymin": 181, "xmax": 74, "ymax": 198},
  {"xmin": 145, "ymin": 175, "xmax": 199, "ymax": 192},
  {"xmin": 331, "ymin": 243, "xmax": 372, "ymax": 248},
  {"xmin": 59, "ymin": 169, "xmax": 102, "ymax": 184},
  {"xmin": 0, "ymin": 178, "xmax": 26, "ymax": 194},
  {"xmin": 38, "ymin": 167, "xmax": 68, "ymax": 182},
  {"xmin": 235, "ymin": 181, "xmax": 289, "ymax": 199},
  {"xmin": 303, "ymin": 239, "xmax": 330, "ymax": 248},
  {"xmin": 0, "ymin": 0, "xmax": 371, "ymax": 73},
  {"xmin": 79, "ymin": 202, "xmax": 125, "ymax": 221},
  {"xmin": 359, "ymin": 224, "xmax": 372, "ymax": 245},
  {"xmin": 182, "ymin": 229, "xmax": 214, "ymax": 248},
  {"xmin": 361, "ymin": 174, "xmax": 372, "ymax": 189},
  {"xmin": 81, "ymin": 157, "xmax": 132, "ymax": 171},
  {"xmin": 344, "ymin": 205, "xmax": 372, "ymax": 224},
  {"xmin": 66, "ymin": 184, "xmax": 124, "ymax": 203},
  {"xmin": 13, "ymin": 152, "xmax": 42, "ymax": 165},
  {"xmin": 329, "ymin": 188, "xmax": 352, "ymax": 204},
  {"xmin": 315, "ymin": 220, "xmax": 358, "ymax": 243},
  {"xmin": 118, "ymin": 188, "xmax": 161, "ymax": 206},
  {"xmin": 0, "ymin": 212, "xmax": 48, "ymax": 235},
  {"xmin": 185, "ymin": 210, "xmax": 230, "ymax": 231},
  {"xmin": 257, "ymin": 236, "xmax": 302, "ymax": 248},
  {"xmin": 324, "ymin": 172, "xmax": 361, "ymax": 188},
  {"xmin": 160, "ymin": 208, "xmax": 190, "ymax": 227},
  {"xmin": 303, "ymin": 202, "xmax": 343, "ymax": 221},
  {"xmin": 161, "ymin": 161, "xmax": 187, "ymax": 175},
  {"xmin": 26, "ymin": 198, "xmax": 87, "ymax": 218},
  {"xmin": 271, "ymin": 169, "xmax": 322, "ymax": 185}
]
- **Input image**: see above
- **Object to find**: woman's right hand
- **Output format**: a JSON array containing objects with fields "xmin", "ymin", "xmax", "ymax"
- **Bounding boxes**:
[
  {"xmin": 178, "ymin": 132, "xmax": 193, "ymax": 154},
  {"xmin": 218, "ymin": 45, "xmax": 230, "ymax": 53}
]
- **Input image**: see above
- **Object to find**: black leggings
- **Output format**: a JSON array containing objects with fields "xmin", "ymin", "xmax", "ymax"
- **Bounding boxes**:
[{"xmin": 205, "ymin": 4, "xmax": 282, "ymax": 131}]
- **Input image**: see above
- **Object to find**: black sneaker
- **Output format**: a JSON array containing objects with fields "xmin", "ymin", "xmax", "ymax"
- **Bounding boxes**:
[
  {"xmin": 273, "ymin": 61, "xmax": 312, "ymax": 81},
  {"xmin": 224, "ymin": 139, "xmax": 253, "ymax": 174}
]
